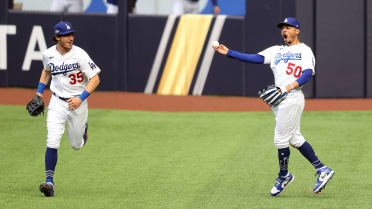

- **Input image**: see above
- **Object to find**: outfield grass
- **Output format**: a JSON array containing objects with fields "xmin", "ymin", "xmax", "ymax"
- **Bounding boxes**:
[{"xmin": 0, "ymin": 105, "xmax": 371, "ymax": 209}]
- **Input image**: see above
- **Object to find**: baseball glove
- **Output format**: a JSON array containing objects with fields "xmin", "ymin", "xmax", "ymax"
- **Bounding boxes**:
[
  {"xmin": 258, "ymin": 85, "xmax": 288, "ymax": 108},
  {"xmin": 26, "ymin": 94, "xmax": 45, "ymax": 116}
]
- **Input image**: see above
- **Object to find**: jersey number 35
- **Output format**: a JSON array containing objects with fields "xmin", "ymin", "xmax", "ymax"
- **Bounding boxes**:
[{"xmin": 69, "ymin": 72, "xmax": 84, "ymax": 85}]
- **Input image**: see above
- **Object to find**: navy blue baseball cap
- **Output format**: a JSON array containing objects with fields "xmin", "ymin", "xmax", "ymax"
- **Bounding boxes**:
[
  {"xmin": 277, "ymin": 17, "xmax": 300, "ymax": 29},
  {"xmin": 54, "ymin": 21, "xmax": 76, "ymax": 35}
]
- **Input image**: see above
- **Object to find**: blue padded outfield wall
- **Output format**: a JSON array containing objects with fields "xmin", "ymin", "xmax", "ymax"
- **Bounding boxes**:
[{"xmin": 0, "ymin": 0, "xmax": 371, "ymax": 98}]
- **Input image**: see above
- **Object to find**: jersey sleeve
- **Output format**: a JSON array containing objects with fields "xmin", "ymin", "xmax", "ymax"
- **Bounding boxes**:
[
  {"xmin": 258, "ymin": 46, "xmax": 279, "ymax": 64},
  {"xmin": 79, "ymin": 50, "xmax": 101, "ymax": 80},
  {"xmin": 302, "ymin": 46, "xmax": 316, "ymax": 75},
  {"xmin": 42, "ymin": 52, "xmax": 51, "ymax": 71}
]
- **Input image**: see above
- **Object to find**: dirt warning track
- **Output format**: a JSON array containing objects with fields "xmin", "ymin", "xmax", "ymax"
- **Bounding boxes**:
[{"xmin": 1, "ymin": 88, "xmax": 372, "ymax": 112}]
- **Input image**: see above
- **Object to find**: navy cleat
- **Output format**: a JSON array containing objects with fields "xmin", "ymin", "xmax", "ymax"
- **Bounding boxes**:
[
  {"xmin": 39, "ymin": 182, "xmax": 54, "ymax": 197},
  {"xmin": 270, "ymin": 173, "xmax": 294, "ymax": 196},
  {"xmin": 313, "ymin": 166, "xmax": 334, "ymax": 193},
  {"xmin": 83, "ymin": 123, "xmax": 88, "ymax": 146}
]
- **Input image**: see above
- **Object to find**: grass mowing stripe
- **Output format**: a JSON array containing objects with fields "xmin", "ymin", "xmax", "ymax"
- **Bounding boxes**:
[{"xmin": 0, "ymin": 105, "xmax": 371, "ymax": 209}]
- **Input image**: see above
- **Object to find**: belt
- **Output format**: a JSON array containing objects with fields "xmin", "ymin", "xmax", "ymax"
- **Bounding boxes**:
[{"xmin": 53, "ymin": 92, "xmax": 70, "ymax": 101}]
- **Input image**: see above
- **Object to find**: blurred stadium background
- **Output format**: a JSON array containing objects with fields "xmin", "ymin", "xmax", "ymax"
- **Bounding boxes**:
[
  {"xmin": 1, "ymin": 1, "xmax": 372, "ymax": 208},
  {"xmin": 1, "ymin": 0, "xmax": 371, "ymax": 98}
]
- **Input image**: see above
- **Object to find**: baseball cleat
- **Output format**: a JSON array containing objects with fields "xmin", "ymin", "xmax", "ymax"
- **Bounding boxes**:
[
  {"xmin": 270, "ymin": 172, "xmax": 294, "ymax": 196},
  {"xmin": 83, "ymin": 123, "xmax": 88, "ymax": 146},
  {"xmin": 39, "ymin": 182, "xmax": 54, "ymax": 197},
  {"xmin": 313, "ymin": 166, "xmax": 334, "ymax": 193}
]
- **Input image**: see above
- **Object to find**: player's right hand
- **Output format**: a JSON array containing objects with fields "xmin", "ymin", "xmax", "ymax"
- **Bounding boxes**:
[
  {"xmin": 213, "ymin": 44, "xmax": 229, "ymax": 56},
  {"xmin": 67, "ymin": 97, "xmax": 82, "ymax": 111}
]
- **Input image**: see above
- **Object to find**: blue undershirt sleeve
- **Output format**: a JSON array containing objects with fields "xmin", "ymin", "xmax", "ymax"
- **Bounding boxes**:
[
  {"xmin": 296, "ymin": 69, "xmax": 312, "ymax": 86},
  {"xmin": 227, "ymin": 50, "xmax": 264, "ymax": 64}
]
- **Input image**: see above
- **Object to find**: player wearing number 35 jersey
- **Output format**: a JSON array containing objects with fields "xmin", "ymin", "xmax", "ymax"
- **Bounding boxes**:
[
  {"xmin": 33, "ymin": 21, "xmax": 101, "ymax": 197},
  {"xmin": 213, "ymin": 17, "xmax": 334, "ymax": 196}
]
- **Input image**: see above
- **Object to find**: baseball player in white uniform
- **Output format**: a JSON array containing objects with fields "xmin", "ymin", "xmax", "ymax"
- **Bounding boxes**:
[
  {"xmin": 213, "ymin": 17, "xmax": 334, "ymax": 196},
  {"xmin": 35, "ymin": 21, "xmax": 101, "ymax": 197},
  {"xmin": 50, "ymin": 0, "xmax": 83, "ymax": 13}
]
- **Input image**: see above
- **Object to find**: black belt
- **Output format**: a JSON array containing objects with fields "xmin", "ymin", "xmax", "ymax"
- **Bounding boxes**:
[{"xmin": 53, "ymin": 92, "xmax": 70, "ymax": 101}]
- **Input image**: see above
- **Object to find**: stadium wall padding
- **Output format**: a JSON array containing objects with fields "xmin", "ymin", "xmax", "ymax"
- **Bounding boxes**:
[
  {"xmin": 0, "ymin": 0, "xmax": 7, "ymax": 24},
  {"xmin": 0, "ymin": 0, "xmax": 371, "ymax": 98},
  {"xmin": 367, "ymin": 0, "xmax": 372, "ymax": 98},
  {"xmin": 315, "ymin": 0, "xmax": 365, "ymax": 98},
  {"xmin": 127, "ymin": 15, "xmax": 167, "ymax": 93},
  {"xmin": 244, "ymin": 0, "xmax": 285, "ymax": 96},
  {"xmin": 295, "ymin": 0, "xmax": 315, "ymax": 98},
  {"xmin": 203, "ymin": 16, "xmax": 245, "ymax": 96}
]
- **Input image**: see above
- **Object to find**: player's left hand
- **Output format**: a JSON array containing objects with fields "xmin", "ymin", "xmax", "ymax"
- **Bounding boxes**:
[
  {"xmin": 67, "ymin": 97, "xmax": 83, "ymax": 110},
  {"xmin": 258, "ymin": 85, "xmax": 288, "ymax": 108},
  {"xmin": 26, "ymin": 94, "xmax": 45, "ymax": 116}
]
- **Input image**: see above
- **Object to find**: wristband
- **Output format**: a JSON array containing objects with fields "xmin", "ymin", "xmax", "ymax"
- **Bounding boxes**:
[
  {"xmin": 279, "ymin": 85, "xmax": 287, "ymax": 94},
  {"xmin": 79, "ymin": 90, "xmax": 90, "ymax": 101},
  {"xmin": 289, "ymin": 83, "xmax": 294, "ymax": 90},
  {"xmin": 37, "ymin": 82, "xmax": 47, "ymax": 94}
]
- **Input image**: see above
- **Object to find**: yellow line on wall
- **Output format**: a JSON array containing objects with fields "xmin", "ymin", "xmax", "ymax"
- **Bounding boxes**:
[{"xmin": 157, "ymin": 14, "xmax": 213, "ymax": 95}]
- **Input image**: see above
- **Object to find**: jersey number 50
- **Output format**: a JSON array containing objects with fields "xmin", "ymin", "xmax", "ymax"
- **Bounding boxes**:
[
  {"xmin": 286, "ymin": 63, "xmax": 302, "ymax": 78},
  {"xmin": 69, "ymin": 72, "xmax": 84, "ymax": 85}
]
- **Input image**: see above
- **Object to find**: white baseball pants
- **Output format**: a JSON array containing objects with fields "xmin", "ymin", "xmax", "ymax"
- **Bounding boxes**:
[
  {"xmin": 272, "ymin": 91, "xmax": 306, "ymax": 149},
  {"xmin": 46, "ymin": 95, "xmax": 88, "ymax": 150}
]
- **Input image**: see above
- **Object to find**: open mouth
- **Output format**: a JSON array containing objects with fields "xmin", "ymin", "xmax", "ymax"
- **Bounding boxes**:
[{"xmin": 283, "ymin": 34, "xmax": 288, "ymax": 39}]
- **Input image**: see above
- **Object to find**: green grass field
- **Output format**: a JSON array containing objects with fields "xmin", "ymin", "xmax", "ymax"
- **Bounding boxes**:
[{"xmin": 1, "ymin": 105, "xmax": 371, "ymax": 209}]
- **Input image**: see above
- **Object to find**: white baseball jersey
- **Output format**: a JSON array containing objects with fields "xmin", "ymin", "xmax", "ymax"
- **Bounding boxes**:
[
  {"xmin": 258, "ymin": 43, "xmax": 315, "ymax": 149},
  {"xmin": 42, "ymin": 45, "xmax": 101, "ymax": 98},
  {"xmin": 258, "ymin": 43, "xmax": 315, "ymax": 92}
]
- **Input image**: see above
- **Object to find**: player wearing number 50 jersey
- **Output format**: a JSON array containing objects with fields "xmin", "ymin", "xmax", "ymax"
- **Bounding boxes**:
[
  {"xmin": 34, "ymin": 21, "xmax": 101, "ymax": 197},
  {"xmin": 213, "ymin": 17, "xmax": 334, "ymax": 196}
]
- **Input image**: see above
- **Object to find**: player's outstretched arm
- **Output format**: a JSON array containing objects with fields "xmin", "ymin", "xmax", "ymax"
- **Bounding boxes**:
[
  {"xmin": 212, "ymin": 43, "xmax": 264, "ymax": 64},
  {"xmin": 226, "ymin": 50, "xmax": 264, "ymax": 64}
]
